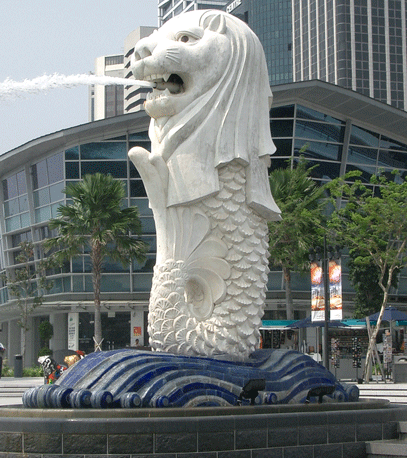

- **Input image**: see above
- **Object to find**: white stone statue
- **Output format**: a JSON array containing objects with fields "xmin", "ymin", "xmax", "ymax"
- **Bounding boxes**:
[{"xmin": 129, "ymin": 10, "xmax": 281, "ymax": 360}]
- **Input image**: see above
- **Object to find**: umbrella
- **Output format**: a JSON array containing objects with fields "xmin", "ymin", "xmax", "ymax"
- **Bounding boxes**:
[
  {"xmin": 366, "ymin": 306, "xmax": 407, "ymax": 323},
  {"xmin": 288, "ymin": 316, "xmax": 348, "ymax": 329}
]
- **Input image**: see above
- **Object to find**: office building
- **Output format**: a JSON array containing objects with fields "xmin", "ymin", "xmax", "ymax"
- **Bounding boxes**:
[
  {"xmin": 158, "ymin": 0, "xmax": 229, "ymax": 25},
  {"xmin": 227, "ymin": 0, "xmax": 407, "ymax": 110}
]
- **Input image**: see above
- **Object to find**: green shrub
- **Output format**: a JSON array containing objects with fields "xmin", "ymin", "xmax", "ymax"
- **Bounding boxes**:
[
  {"xmin": 23, "ymin": 366, "xmax": 44, "ymax": 377},
  {"xmin": 1, "ymin": 364, "xmax": 13, "ymax": 377},
  {"xmin": 38, "ymin": 347, "xmax": 53, "ymax": 357}
]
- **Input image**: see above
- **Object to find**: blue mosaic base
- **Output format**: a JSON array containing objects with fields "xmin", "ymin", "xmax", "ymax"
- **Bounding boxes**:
[{"xmin": 22, "ymin": 349, "xmax": 359, "ymax": 408}]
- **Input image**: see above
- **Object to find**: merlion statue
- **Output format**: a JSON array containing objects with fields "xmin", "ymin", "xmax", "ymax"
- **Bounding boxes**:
[{"xmin": 129, "ymin": 10, "xmax": 281, "ymax": 360}]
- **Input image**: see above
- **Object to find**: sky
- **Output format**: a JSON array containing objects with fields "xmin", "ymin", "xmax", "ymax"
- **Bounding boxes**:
[{"xmin": 0, "ymin": 1, "xmax": 158, "ymax": 155}]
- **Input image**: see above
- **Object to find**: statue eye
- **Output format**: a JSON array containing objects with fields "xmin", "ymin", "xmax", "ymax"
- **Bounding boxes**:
[{"xmin": 175, "ymin": 32, "xmax": 200, "ymax": 44}]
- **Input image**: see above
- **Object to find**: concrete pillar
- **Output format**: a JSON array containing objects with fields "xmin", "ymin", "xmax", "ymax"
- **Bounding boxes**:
[
  {"xmin": 131, "ymin": 309, "xmax": 145, "ymax": 346},
  {"xmin": 50, "ymin": 313, "xmax": 68, "ymax": 352},
  {"xmin": 8, "ymin": 320, "xmax": 20, "ymax": 369}
]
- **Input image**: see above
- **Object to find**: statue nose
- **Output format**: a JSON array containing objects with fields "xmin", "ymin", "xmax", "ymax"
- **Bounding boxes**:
[{"xmin": 133, "ymin": 37, "xmax": 156, "ymax": 61}]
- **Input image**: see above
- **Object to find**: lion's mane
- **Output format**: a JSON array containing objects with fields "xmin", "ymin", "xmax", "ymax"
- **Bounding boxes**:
[{"xmin": 149, "ymin": 10, "xmax": 280, "ymax": 221}]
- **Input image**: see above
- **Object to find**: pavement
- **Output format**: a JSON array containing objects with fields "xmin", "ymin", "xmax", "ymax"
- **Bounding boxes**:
[
  {"xmin": 0, "ymin": 377, "xmax": 43, "ymax": 406},
  {"xmin": 0, "ymin": 377, "xmax": 406, "ymax": 406}
]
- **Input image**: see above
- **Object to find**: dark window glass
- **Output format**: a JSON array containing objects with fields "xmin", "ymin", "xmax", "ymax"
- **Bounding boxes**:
[
  {"xmin": 345, "ymin": 164, "xmax": 376, "ymax": 183},
  {"xmin": 270, "ymin": 105, "xmax": 295, "ymax": 118},
  {"xmin": 129, "ymin": 141, "xmax": 151, "ymax": 152},
  {"xmin": 65, "ymin": 146, "xmax": 79, "ymax": 160},
  {"xmin": 81, "ymin": 161, "xmax": 127, "ymax": 178},
  {"xmin": 130, "ymin": 180, "xmax": 147, "ymax": 197},
  {"xmin": 378, "ymin": 150, "xmax": 407, "ymax": 169},
  {"xmin": 129, "ymin": 162, "xmax": 141, "ymax": 179},
  {"xmin": 133, "ymin": 254, "xmax": 155, "ymax": 272},
  {"xmin": 350, "ymin": 125, "xmax": 380, "ymax": 148},
  {"xmin": 271, "ymin": 120, "xmax": 293, "ymax": 137},
  {"xmin": 294, "ymin": 139, "xmax": 342, "ymax": 162},
  {"xmin": 80, "ymin": 142, "xmax": 127, "ymax": 160},
  {"xmin": 273, "ymin": 138, "xmax": 292, "ymax": 156},
  {"xmin": 380, "ymin": 136, "xmax": 407, "ymax": 151},
  {"xmin": 296, "ymin": 105, "xmax": 342, "ymax": 124},
  {"xmin": 141, "ymin": 217, "xmax": 156, "ymax": 234},
  {"xmin": 295, "ymin": 120, "xmax": 344, "ymax": 143},
  {"xmin": 65, "ymin": 162, "xmax": 80, "ymax": 179},
  {"xmin": 347, "ymin": 145, "xmax": 378, "ymax": 165}
]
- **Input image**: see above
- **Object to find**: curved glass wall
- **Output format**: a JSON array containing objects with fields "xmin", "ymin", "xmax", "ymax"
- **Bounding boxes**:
[
  {"xmin": 1, "ymin": 105, "xmax": 407, "ymax": 311},
  {"xmin": 0, "ymin": 130, "xmax": 154, "ymax": 305}
]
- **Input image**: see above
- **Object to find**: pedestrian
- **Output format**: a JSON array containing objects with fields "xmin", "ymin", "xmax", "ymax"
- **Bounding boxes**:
[{"xmin": 0, "ymin": 344, "xmax": 5, "ymax": 379}]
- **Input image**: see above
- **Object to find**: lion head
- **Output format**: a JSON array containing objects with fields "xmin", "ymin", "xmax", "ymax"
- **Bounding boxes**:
[{"xmin": 131, "ymin": 10, "xmax": 280, "ymax": 221}]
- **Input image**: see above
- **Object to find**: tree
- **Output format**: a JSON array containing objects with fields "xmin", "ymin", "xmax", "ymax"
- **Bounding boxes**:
[
  {"xmin": 44, "ymin": 173, "xmax": 147, "ymax": 352},
  {"xmin": 347, "ymin": 249, "xmax": 399, "ymax": 318},
  {"xmin": 268, "ymin": 157, "xmax": 327, "ymax": 319},
  {"xmin": 327, "ymin": 170, "xmax": 407, "ymax": 381},
  {"xmin": 2, "ymin": 241, "xmax": 52, "ymax": 364}
]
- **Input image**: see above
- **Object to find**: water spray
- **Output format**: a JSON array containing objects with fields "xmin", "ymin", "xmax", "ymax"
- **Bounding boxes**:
[{"xmin": 0, "ymin": 73, "xmax": 155, "ymax": 101}]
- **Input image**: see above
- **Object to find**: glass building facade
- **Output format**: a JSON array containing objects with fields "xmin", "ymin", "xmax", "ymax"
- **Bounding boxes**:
[
  {"xmin": 228, "ymin": 0, "xmax": 407, "ymax": 110},
  {"xmin": 1, "ymin": 84, "xmax": 407, "ymax": 365}
]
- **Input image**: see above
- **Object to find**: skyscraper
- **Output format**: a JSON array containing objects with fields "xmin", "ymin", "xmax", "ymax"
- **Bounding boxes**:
[
  {"xmin": 159, "ymin": 0, "xmax": 229, "ymax": 25},
  {"xmin": 228, "ymin": 0, "xmax": 407, "ymax": 111}
]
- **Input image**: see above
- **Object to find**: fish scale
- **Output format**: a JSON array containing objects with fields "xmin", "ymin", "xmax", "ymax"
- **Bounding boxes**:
[{"xmin": 148, "ymin": 163, "xmax": 270, "ymax": 360}]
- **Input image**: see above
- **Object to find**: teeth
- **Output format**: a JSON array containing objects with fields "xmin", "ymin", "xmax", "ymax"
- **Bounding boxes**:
[
  {"xmin": 163, "ymin": 73, "xmax": 171, "ymax": 82},
  {"xmin": 163, "ymin": 88, "xmax": 171, "ymax": 96}
]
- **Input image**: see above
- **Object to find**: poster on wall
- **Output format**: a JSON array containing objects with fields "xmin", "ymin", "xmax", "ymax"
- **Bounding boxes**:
[
  {"xmin": 310, "ymin": 259, "xmax": 343, "ymax": 321},
  {"xmin": 67, "ymin": 312, "xmax": 79, "ymax": 351}
]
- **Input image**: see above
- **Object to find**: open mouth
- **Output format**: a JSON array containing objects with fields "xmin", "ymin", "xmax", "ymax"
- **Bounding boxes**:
[{"xmin": 146, "ymin": 73, "xmax": 184, "ymax": 94}]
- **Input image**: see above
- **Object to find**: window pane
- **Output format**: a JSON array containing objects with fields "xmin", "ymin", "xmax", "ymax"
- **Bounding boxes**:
[
  {"xmin": 73, "ymin": 276, "xmax": 84, "ymax": 292},
  {"xmin": 20, "ymin": 213, "xmax": 30, "ymax": 228},
  {"xmin": 130, "ymin": 180, "xmax": 147, "ymax": 197},
  {"xmin": 296, "ymin": 105, "xmax": 342, "ymax": 124},
  {"xmin": 100, "ymin": 275, "xmax": 130, "ymax": 292},
  {"xmin": 33, "ymin": 188, "xmax": 50, "ymax": 207},
  {"xmin": 347, "ymin": 145, "xmax": 378, "ymax": 165},
  {"xmin": 270, "ymin": 105, "xmax": 295, "ymax": 118},
  {"xmin": 49, "ymin": 182, "xmax": 64, "ymax": 203},
  {"xmin": 130, "ymin": 198, "xmax": 152, "ymax": 216},
  {"xmin": 33, "ymin": 160, "xmax": 48, "ymax": 189},
  {"xmin": 81, "ymin": 161, "xmax": 127, "ymax": 178},
  {"xmin": 66, "ymin": 162, "xmax": 79, "ymax": 179},
  {"xmin": 19, "ymin": 195, "xmax": 28, "ymax": 212},
  {"xmin": 141, "ymin": 217, "xmax": 155, "ymax": 234},
  {"xmin": 132, "ymin": 274, "xmax": 153, "ymax": 292},
  {"xmin": 294, "ymin": 140, "xmax": 342, "ymax": 162},
  {"xmin": 65, "ymin": 146, "xmax": 79, "ymax": 160},
  {"xmin": 273, "ymin": 139, "xmax": 292, "ymax": 156},
  {"xmin": 350, "ymin": 125, "xmax": 380, "ymax": 148},
  {"xmin": 80, "ymin": 142, "xmax": 127, "ymax": 160},
  {"xmin": 6, "ymin": 216, "xmax": 21, "ymax": 232},
  {"xmin": 295, "ymin": 120, "xmax": 344, "ymax": 143},
  {"xmin": 3, "ymin": 175, "xmax": 18, "ymax": 199},
  {"xmin": 271, "ymin": 119, "xmax": 293, "ymax": 137},
  {"xmin": 35, "ymin": 206, "xmax": 51, "ymax": 223},
  {"xmin": 47, "ymin": 152, "xmax": 64, "ymax": 184},
  {"xmin": 16, "ymin": 171, "xmax": 26, "ymax": 194},
  {"xmin": 4, "ymin": 198, "xmax": 19, "ymax": 217}
]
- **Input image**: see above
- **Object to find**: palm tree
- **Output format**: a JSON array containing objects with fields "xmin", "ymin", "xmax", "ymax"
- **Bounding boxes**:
[
  {"xmin": 44, "ymin": 173, "xmax": 147, "ymax": 351},
  {"xmin": 268, "ymin": 157, "xmax": 327, "ymax": 319}
]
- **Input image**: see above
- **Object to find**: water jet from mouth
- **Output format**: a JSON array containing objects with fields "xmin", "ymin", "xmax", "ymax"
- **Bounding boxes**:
[{"xmin": 0, "ymin": 73, "xmax": 154, "ymax": 101}]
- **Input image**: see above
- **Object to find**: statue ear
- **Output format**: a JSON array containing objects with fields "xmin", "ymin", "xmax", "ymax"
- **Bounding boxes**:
[{"xmin": 202, "ymin": 13, "xmax": 227, "ymax": 34}]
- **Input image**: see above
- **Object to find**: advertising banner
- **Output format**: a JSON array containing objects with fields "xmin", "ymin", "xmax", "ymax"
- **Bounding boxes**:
[{"xmin": 311, "ymin": 259, "xmax": 342, "ymax": 321}]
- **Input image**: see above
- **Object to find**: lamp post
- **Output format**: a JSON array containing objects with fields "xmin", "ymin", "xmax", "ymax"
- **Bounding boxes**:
[{"xmin": 322, "ymin": 235, "xmax": 330, "ymax": 370}]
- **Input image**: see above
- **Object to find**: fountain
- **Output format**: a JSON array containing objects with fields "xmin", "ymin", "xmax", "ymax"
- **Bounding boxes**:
[{"xmin": 0, "ymin": 10, "xmax": 403, "ymax": 458}]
